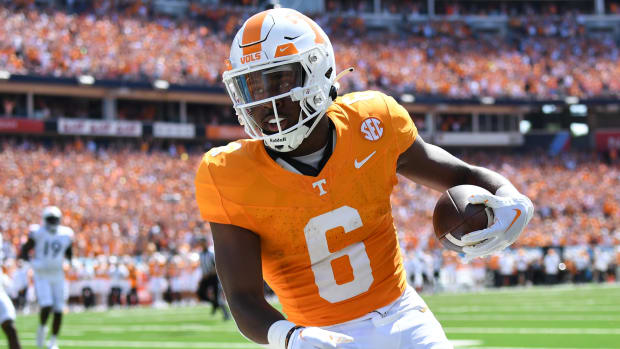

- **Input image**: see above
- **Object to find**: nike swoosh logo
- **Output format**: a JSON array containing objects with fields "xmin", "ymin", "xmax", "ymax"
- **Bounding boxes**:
[
  {"xmin": 354, "ymin": 151, "xmax": 376, "ymax": 169},
  {"xmin": 505, "ymin": 208, "xmax": 522, "ymax": 232},
  {"xmin": 279, "ymin": 46, "xmax": 290, "ymax": 52}
]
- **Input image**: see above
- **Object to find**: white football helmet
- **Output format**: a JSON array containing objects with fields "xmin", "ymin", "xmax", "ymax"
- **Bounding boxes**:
[
  {"xmin": 222, "ymin": 8, "xmax": 337, "ymax": 152},
  {"xmin": 42, "ymin": 206, "xmax": 61, "ymax": 232}
]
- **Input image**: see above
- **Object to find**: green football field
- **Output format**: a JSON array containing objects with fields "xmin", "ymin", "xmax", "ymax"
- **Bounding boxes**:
[{"xmin": 8, "ymin": 283, "xmax": 620, "ymax": 349}]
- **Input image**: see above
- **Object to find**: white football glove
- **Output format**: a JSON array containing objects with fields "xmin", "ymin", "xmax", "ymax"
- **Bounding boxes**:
[
  {"xmin": 288, "ymin": 327, "xmax": 354, "ymax": 349},
  {"xmin": 461, "ymin": 187, "xmax": 534, "ymax": 260}
]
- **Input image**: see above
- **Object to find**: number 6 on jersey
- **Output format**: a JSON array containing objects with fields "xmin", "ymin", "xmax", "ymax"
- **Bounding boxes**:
[{"xmin": 304, "ymin": 206, "xmax": 373, "ymax": 303}]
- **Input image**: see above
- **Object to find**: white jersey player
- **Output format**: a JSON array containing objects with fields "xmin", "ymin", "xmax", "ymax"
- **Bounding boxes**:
[
  {"xmin": 1, "ymin": 233, "xmax": 22, "ymax": 349},
  {"xmin": 21, "ymin": 206, "xmax": 73, "ymax": 349}
]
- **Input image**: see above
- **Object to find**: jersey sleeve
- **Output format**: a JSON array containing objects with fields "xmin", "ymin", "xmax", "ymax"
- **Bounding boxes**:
[
  {"xmin": 65, "ymin": 227, "xmax": 75, "ymax": 241},
  {"xmin": 383, "ymin": 94, "xmax": 418, "ymax": 153},
  {"xmin": 194, "ymin": 154, "xmax": 232, "ymax": 225}
]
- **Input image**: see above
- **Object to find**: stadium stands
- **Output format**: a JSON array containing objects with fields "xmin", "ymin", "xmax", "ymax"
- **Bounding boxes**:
[
  {"xmin": 0, "ymin": 1, "xmax": 619, "ymax": 307},
  {"xmin": 394, "ymin": 150, "xmax": 620, "ymax": 289},
  {"xmin": 1, "ymin": 4, "xmax": 620, "ymax": 99},
  {"xmin": 0, "ymin": 140, "xmax": 618, "ymax": 304}
]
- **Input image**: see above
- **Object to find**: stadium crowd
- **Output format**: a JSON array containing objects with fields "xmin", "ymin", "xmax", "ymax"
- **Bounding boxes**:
[
  {"xmin": 0, "ymin": 140, "xmax": 619, "ymax": 308},
  {"xmin": 0, "ymin": 0, "xmax": 619, "ymax": 308},
  {"xmin": 326, "ymin": 0, "xmax": 596, "ymax": 16},
  {"xmin": 1, "ymin": 4, "xmax": 620, "ymax": 99},
  {"xmin": 394, "ymin": 150, "xmax": 620, "ymax": 290}
]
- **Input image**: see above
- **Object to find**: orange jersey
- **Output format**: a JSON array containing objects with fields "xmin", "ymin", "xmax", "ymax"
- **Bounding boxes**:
[{"xmin": 195, "ymin": 91, "xmax": 417, "ymax": 326}]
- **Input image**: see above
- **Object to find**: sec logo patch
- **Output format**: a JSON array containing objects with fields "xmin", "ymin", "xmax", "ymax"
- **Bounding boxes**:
[{"xmin": 361, "ymin": 117, "xmax": 383, "ymax": 141}]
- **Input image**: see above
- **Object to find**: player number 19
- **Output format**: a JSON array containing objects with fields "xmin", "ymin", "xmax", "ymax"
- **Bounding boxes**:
[
  {"xmin": 44, "ymin": 240, "xmax": 63, "ymax": 258},
  {"xmin": 304, "ymin": 206, "xmax": 373, "ymax": 303}
]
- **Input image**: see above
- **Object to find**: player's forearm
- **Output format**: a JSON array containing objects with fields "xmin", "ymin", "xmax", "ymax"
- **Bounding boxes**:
[
  {"xmin": 463, "ymin": 165, "xmax": 517, "ymax": 195},
  {"xmin": 397, "ymin": 138, "xmax": 517, "ymax": 194},
  {"xmin": 227, "ymin": 293, "xmax": 286, "ymax": 344}
]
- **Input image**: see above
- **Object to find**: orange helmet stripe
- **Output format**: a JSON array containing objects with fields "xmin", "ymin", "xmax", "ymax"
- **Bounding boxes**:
[
  {"xmin": 284, "ymin": 11, "xmax": 325, "ymax": 45},
  {"xmin": 241, "ymin": 11, "xmax": 269, "ymax": 56},
  {"xmin": 298, "ymin": 14, "xmax": 325, "ymax": 44}
]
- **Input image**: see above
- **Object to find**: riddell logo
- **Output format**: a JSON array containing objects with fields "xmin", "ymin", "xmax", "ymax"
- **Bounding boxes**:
[
  {"xmin": 271, "ymin": 137, "xmax": 286, "ymax": 142},
  {"xmin": 240, "ymin": 52, "xmax": 261, "ymax": 64}
]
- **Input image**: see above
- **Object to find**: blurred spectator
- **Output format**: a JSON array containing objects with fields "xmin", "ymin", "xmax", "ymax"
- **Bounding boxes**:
[
  {"xmin": 499, "ymin": 251, "xmax": 515, "ymax": 286},
  {"xmin": 107, "ymin": 256, "xmax": 128, "ymax": 307},
  {"xmin": 2, "ymin": 98, "xmax": 16, "ymax": 117},
  {"xmin": 593, "ymin": 247, "xmax": 612, "ymax": 282},
  {"xmin": 515, "ymin": 249, "xmax": 528, "ymax": 286},
  {"xmin": 543, "ymin": 249, "xmax": 561, "ymax": 284},
  {"xmin": 573, "ymin": 249, "xmax": 590, "ymax": 283}
]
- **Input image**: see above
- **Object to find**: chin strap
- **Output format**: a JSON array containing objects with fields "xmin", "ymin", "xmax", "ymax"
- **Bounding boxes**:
[
  {"xmin": 335, "ymin": 67, "xmax": 355, "ymax": 82},
  {"xmin": 329, "ymin": 67, "xmax": 354, "ymax": 100}
]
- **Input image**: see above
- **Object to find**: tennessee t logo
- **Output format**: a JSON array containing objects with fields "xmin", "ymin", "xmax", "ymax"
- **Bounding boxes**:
[{"xmin": 312, "ymin": 179, "xmax": 327, "ymax": 196}]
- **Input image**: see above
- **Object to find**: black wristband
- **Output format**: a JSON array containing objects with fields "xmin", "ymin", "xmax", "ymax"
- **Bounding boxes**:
[{"xmin": 284, "ymin": 325, "xmax": 304, "ymax": 349}]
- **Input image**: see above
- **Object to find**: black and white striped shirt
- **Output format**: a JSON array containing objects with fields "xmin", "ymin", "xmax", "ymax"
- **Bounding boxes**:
[{"xmin": 199, "ymin": 248, "xmax": 216, "ymax": 276}]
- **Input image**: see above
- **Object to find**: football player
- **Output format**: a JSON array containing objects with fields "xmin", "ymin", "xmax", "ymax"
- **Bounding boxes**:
[
  {"xmin": 21, "ymin": 206, "xmax": 74, "ymax": 349},
  {"xmin": 1, "ymin": 232, "xmax": 22, "ymax": 349},
  {"xmin": 195, "ymin": 8, "xmax": 534, "ymax": 349}
]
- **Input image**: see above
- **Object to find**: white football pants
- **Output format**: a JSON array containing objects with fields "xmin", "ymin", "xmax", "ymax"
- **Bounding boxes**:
[
  {"xmin": 34, "ymin": 274, "xmax": 66, "ymax": 312},
  {"xmin": 0, "ymin": 287, "xmax": 16, "ymax": 323},
  {"xmin": 322, "ymin": 286, "xmax": 452, "ymax": 349}
]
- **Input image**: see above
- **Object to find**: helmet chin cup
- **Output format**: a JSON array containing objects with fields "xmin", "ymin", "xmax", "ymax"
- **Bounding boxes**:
[{"xmin": 264, "ymin": 125, "xmax": 310, "ymax": 152}]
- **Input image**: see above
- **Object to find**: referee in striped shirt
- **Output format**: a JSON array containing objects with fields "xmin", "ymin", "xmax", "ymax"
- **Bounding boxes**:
[{"xmin": 198, "ymin": 236, "xmax": 229, "ymax": 320}]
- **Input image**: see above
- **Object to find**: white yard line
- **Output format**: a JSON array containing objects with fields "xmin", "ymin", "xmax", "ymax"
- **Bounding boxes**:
[
  {"xmin": 17, "ymin": 340, "xmax": 620, "ymax": 349},
  {"xmin": 65, "ymin": 314, "xmax": 217, "ymax": 323},
  {"xmin": 430, "ymin": 284, "xmax": 620, "ymax": 297},
  {"xmin": 95, "ymin": 324, "xmax": 237, "ymax": 333},
  {"xmin": 16, "ymin": 339, "xmax": 482, "ymax": 349},
  {"xmin": 434, "ymin": 305, "xmax": 620, "ymax": 313},
  {"xmin": 462, "ymin": 347, "xmax": 620, "ymax": 349},
  {"xmin": 451, "ymin": 339, "xmax": 483, "ymax": 347},
  {"xmin": 445, "ymin": 327, "xmax": 620, "ymax": 335},
  {"xmin": 430, "ymin": 297, "xmax": 620, "ymax": 306},
  {"xmin": 16, "ymin": 324, "xmax": 238, "ymax": 333},
  {"xmin": 438, "ymin": 314, "xmax": 620, "ymax": 321},
  {"xmin": 19, "ymin": 340, "xmax": 262, "ymax": 348},
  {"xmin": 18, "ymin": 331, "xmax": 85, "ymax": 338},
  {"xmin": 100, "ymin": 308, "xmax": 214, "ymax": 318}
]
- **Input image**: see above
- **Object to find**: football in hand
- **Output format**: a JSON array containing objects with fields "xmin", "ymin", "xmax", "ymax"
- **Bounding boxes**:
[{"xmin": 433, "ymin": 185, "xmax": 494, "ymax": 253}]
